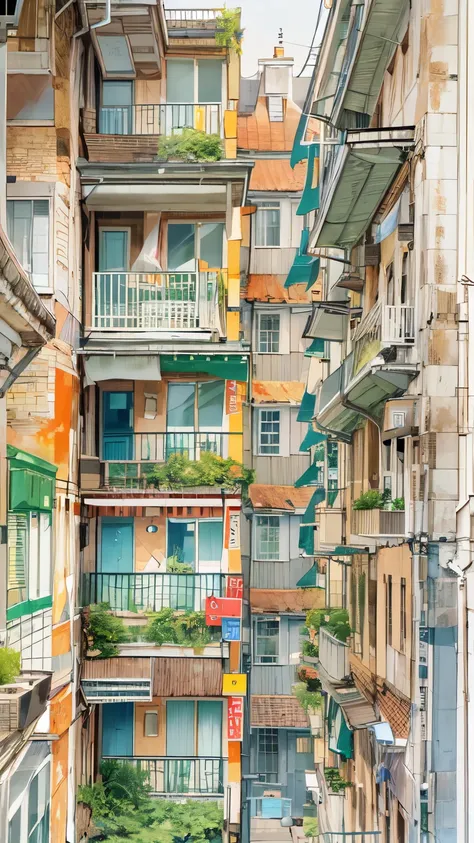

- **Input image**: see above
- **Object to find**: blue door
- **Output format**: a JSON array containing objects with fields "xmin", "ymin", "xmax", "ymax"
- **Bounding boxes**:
[
  {"xmin": 98, "ymin": 229, "xmax": 130, "ymax": 329},
  {"xmin": 100, "ymin": 518, "xmax": 134, "ymax": 573},
  {"xmin": 287, "ymin": 731, "xmax": 313, "ymax": 816},
  {"xmin": 102, "ymin": 702, "xmax": 134, "ymax": 757},
  {"xmin": 102, "ymin": 391, "xmax": 134, "ymax": 461}
]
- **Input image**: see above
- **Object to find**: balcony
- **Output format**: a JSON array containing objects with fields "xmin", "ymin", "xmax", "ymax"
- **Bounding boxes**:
[
  {"xmin": 90, "ymin": 270, "xmax": 224, "ymax": 336},
  {"xmin": 97, "ymin": 103, "xmax": 222, "ymax": 137},
  {"xmin": 352, "ymin": 508, "xmax": 405, "ymax": 538},
  {"xmin": 318, "ymin": 627, "xmax": 350, "ymax": 683},
  {"xmin": 82, "ymin": 573, "xmax": 226, "ymax": 614},
  {"xmin": 382, "ymin": 305, "xmax": 415, "ymax": 345},
  {"xmin": 165, "ymin": 8, "xmax": 221, "ymax": 31},
  {"xmin": 108, "ymin": 757, "xmax": 224, "ymax": 796},
  {"xmin": 320, "ymin": 836, "xmax": 381, "ymax": 842},
  {"xmin": 0, "ymin": 671, "xmax": 52, "ymax": 732}
]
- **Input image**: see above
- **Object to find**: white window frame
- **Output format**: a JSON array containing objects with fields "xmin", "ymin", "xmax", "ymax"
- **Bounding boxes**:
[
  {"xmin": 166, "ymin": 517, "xmax": 223, "ymax": 572},
  {"xmin": 254, "ymin": 515, "xmax": 281, "ymax": 562},
  {"xmin": 254, "ymin": 202, "xmax": 281, "ymax": 248},
  {"xmin": 7, "ymin": 751, "xmax": 51, "ymax": 843},
  {"xmin": 6, "ymin": 198, "xmax": 51, "ymax": 291},
  {"xmin": 253, "ymin": 616, "xmax": 281, "ymax": 664},
  {"xmin": 257, "ymin": 312, "xmax": 281, "ymax": 353},
  {"xmin": 144, "ymin": 710, "xmax": 159, "ymax": 737},
  {"xmin": 165, "ymin": 57, "xmax": 226, "ymax": 107},
  {"xmin": 257, "ymin": 409, "xmax": 281, "ymax": 456},
  {"xmin": 98, "ymin": 226, "xmax": 132, "ymax": 271},
  {"xmin": 255, "ymin": 308, "xmax": 290, "ymax": 355}
]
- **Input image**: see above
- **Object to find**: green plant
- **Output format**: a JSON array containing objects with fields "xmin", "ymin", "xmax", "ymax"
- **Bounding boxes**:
[
  {"xmin": 353, "ymin": 489, "xmax": 385, "ymax": 510},
  {"xmin": 303, "ymin": 817, "xmax": 319, "ymax": 838},
  {"xmin": 0, "ymin": 647, "xmax": 20, "ymax": 685},
  {"xmin": 146, "ymin": 451, "xmax": 254, "ymax": 494},
  {"xmin": 158, "ymin": 129, "xmax": 223, "ymax": 162},
  {"xmin": 302, "ymin": 640, "xmax": 319, "ymax": 659},
  {"xmin": 87, "ymin": 603, "xmax": 130, "ymax": 659},
  {"xmin": 174, "ymin": 611, "xmax": 211, "ymax": 646},
  {"xmin": 215, "ymin": 8, "xmax": 244, "ymax": 54},
  {"xmin": 293, "ymin": 681, "xmax": 322, "ymax": 712},
  {"xmin": 305, "ymin": 607, "xmax": 351, "ymax": 644},
  {"xmin": 167, "ymin": 557, "xmax": 194, "ymax": 574},
  {"xmin": 144, "ymin": 608, "xmax": 178, "ymax": 645},
  {"xmin": 392, "ymin": 497, "xmax": 405, "ymax": 510},
  {"xmin": 324, "ymin": 767, "xmax": 352, "ymax": 793}
]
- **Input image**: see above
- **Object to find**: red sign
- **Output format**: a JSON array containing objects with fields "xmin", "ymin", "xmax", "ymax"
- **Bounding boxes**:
[
  {"xmin": 206, "ymin": 596, "xmax": 242, "ymax": 626},
  {"xmin": 225, "ymin": 380, "xmax": 239, "ymax": 415},
  {"xmin": 227, "ymin": 696, "xmax": 244, "ymax": 741},
  {"xmin": 226, "ymin": 576, "xmax": 243, "ymax": 600}
]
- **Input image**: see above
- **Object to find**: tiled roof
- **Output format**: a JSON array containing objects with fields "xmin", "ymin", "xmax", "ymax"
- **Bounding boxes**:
[
  {"xmin": 238, "ymin": 98, "xmax": 303, "ymax": 152},
  {"xmin": 243, "ymin": 274, "xmax": 317, "ymax": 303},
  {"xmin": 249, "ymin": 158, "xmax": 306, "ymax": 192},
  {"xmin": 250, "ymin": 588, "xmax": 325, "ymax": 613},
  {"xmin": 249, "ymin": 484, "xmax": 314, "ymax": 511},
  {"xmin": 251, "ymin": 695, "xmax": 310, "ymax": 728},
  {"xmin": 252, "ymin": 380, "xmax": 305, "ymax": 404},
  {"xmin": 376, "ymin": 681, "xmax": 411, "ymax": 739},
  {"xmin": 349, "ymin": 654, "xmax": 376, "ymax": 701}
]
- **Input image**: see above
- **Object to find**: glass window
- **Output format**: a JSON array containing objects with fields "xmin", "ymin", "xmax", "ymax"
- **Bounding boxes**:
[
  {"xmin": 167, "ymin": 520, "xmax": 196, "ymax": 567},
  {"xmin": 197, "ymin": 60, "xmax": 223, "ymax": 102},
  {"xmin": 8, "ymin": 808, "xmax": 21, "ymax": 843},
  {"xmin": 258, "ymin": 410, "xmax": 280, "ymax": 455},
  {"xmin": 6, "ymin": 200, "xmax": 50, "ymax": 290},
  {"xmin": 255, "ymin": 516, "xmax": 280, "ymax": 561},
  {"xmin": 256, "ymin": 728, "xmax": 279, "ymax": 781},
  {"xmin": 167, "ymin": 223, "xmax": 196, "ymax": 270},
  {"xmin": 258, "ymin": 314, "xmax": 280, "ymax": 353},
  {"xmin": 167, "ymin": 59, "xmax": 194, "ymax": 103},
  {"xmin": 255, "ymin": 203, "xmax": 280, "ymax": 247},
  {"xmin": 7, "ymin": 512, "xmax": 28, "ymax": 607},
  {"xmin": 198, "ymin": 521, "xmax": 223, "ymax": 564},
  {"xmin": 198, "ymin": 381, "xmax": 224, "ymax": 429},
  {"xmin": 255, "ymin": 618, "xmax": 280, "ymax": 664},
  {"xmin": 144, "ymin": 711, "xmax": 158, "ymax": 737},
  {"xmin": 167, "ymin": 382, "xmax": 195, "ymax": 428},
  {"xmin": 199, "ymin": 223, "xmax": 224, "ymax": 268}
]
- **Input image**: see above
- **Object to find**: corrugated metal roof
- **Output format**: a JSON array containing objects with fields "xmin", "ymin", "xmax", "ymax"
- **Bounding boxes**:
[
  {"xmin": 251, "ymin": 695, "xmax": 309, "ymax": 728},
  {"xmin": 81, "ymin": 658, "xmax": 151, "ymax": 679},
  {"xmin": 249, "ymin": 159, "xmax": 306, "ymax": 192},
  {"xmin": 238, "ymin": 98, "xmax": 303, "ymax": 152},
  {"xmin": 243, "ymin": 274, "xmax": 318, "ymax": 303},
  {"xmin": 252, "ymin": 381, "xmax": 305, "ymax": 404},
  {"xmin": 153, "ymin": 658, "xmax": 222, "ymax": 697},
  {"xmin": 249, "ymin": 484, "xmax": 315, "ymax": 512},
  {"xmin": 250, "ymin": 588, "xmax": 325, "ymax": 613}
]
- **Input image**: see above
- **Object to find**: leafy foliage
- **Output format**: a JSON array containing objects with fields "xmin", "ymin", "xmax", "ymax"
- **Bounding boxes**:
[
  {"xmin": 146, "ymin": 451, "xmax": 255, "ymax": 494},
  {"xmin": 78, "ymin": 761, "xmax": 224, "ymax": 843},
  {"xmin": 0, "ymin": 647, "xmax": 20, "ymax": 685},
  {"xmin": 87, "ymin": 603, "xmax": 130, "ymax": 659},
  {"xmin": 215, "ymin": 8, "xmax": 244, "ymax": 54},
  {"xmin": 305, "ymin": 607, "xmax": 351, "ymax": 644},
  {"xmin": 303, "ymin": 817, "xmax": 319, "ymax": 838},
  {"xmin": 392, "ymin": 497, "xmax": 405, "ymax": 510},
  {"xmin": 297, "ymin": 665, "xmax": 321, "ymax": 692},
  {"xmin": 301, "ymin": 640, "xmax": 319, "ymax": 659},
  {"xmin": 158, "ymin": 129, "xmax": 223, "ymax": 162},
  {"xmin": 352, "ymin": 489, "xmax": 387, "ymax": 510},
  {"xmin": 166, "ymin": 556, "xmax": 194, "ymax": 574},
  {"xmin": 324, "ymin": 767, "xmax": 352, "ymax": 793},
  {"xmin": 144, "ymin": 608, "xmax": 212, "ymax": 647},
  {"xmin": 292, "ymin": 682, "xmax": 322, "ymax": 712}
]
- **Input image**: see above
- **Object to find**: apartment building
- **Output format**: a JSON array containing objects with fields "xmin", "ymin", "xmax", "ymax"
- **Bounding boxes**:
[{"xmin": 285, "ymin": 1, "xmax": 462, "ymax": 842}]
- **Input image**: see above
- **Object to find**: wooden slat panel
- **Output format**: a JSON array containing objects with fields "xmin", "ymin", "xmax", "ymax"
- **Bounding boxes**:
[
  {"xmin": 82, "ymin": 657, "xmax": 151, "ymax": 679},
  {"xmin": 153, "ymin": 657, "xmax": 222, "ymax": 696}
]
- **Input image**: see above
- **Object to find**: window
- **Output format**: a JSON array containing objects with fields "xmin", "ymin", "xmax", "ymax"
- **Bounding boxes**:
[
  {"xmin": 8, "ymin": 744, "xmax": 51, "ymax": 843},
  {"xmin": 296, "ymin": 736, "xmax": 312, "ymax": 753},
  {"xmin": 166, "ymin": 700, "xmax": 222, "ymax": 756},
  {"xmin": 387, "ymin": 575, "xmax": 393, "ymax": 646},
  {"xmin": 258, "ymin": 410, "xmax": 280, "ymax": 455},
  {"xmin": 166, "ymin": 381, "xmax": 225, "ymax": 459},
  {"xmin": 400, "ymin": 578, "xmax": 407, "ymax": 652},
  {"xmin": 256, "ymin": 729, "xmax": 279, "ymax": 781},
  {"xmin": 255, "ymin": 515, "xmax": 280, "ymax": 561},
  {"xmin": 392, "ymin": 411, "xmax": 406, "ymax": 428},
  {"xmin": 267, "ymin": 95, "xmax": 283, "ymax": 122},
  {"xmin": 144, "ymin": 711, "xmax": 159, "ymax": 737},
  {"xmin": 255, "ymin": 203, "xmax": 280, "ymax": 247},
  {"xmin": 6, "ymin": 200, "xmax": 50, "ymax": 290},
  {"xmin": 7, "ymin": 511, "xmax": 52, "ymax": 608},
  {"xmin": 254, "ymin": 618, "xmax": 280, "ymax": 664},
  {"xmin": 167, "ymin": 518, "xmax": 223, "ymax": 572},
  {"xmin": 258, "ymin": 313, "xmax": 280, "ymax": 353}
]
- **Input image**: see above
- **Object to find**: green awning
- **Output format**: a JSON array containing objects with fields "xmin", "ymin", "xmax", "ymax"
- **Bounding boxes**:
[
  {"xmin": 296, "ymin": 564, "xmax": 324, "ymax": 589},
  {"xmin": 294, "ymin": 462, "xmax": 322, "ymax": 488},
  {"xmin": 290, "ymin": 102, "xmax": 320, "ymax": 167},
  {"xmin": 300, "ymin": 425, "xmax": 327, "ymax": 452},
  {"xmin": 304, "ymin": 338, "xmax": 326, "ymax": 358},
  {"xmin": 333, "ymin": 545, "xmax": 365, "ymax": 556},
  {"xmin": 297, "ymin": 390, "xmax": 316, "ymax": 423},
  {"xmin": 327, "ymin": 488, "xmax": 339, "ymax": 508},
  {"xmin": 302, "ymin": 487, "xmax": 326, "ymax": 524},
  {"xmin": 284, "ymin": 228, "xmax": 320, "ymax": 289},
  {"xmin": 297, "ymin": 144, "xmax": 320, "ymax": 216},
  {"xmin": 160, "ymin": 354, "xmax": 248, "ymax": 382},
  {"xmin": 328, "ymin": 699, "xmax": 354, "ymax": 760},
  {"xmin": 298, "ymin": 525, "xmax": 315, "ymax": 556}
]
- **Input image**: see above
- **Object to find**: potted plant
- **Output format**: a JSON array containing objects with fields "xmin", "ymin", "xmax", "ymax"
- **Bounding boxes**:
[{"xmin": 215, "ymin": 8, "xmax": 244, "ymax": 54}]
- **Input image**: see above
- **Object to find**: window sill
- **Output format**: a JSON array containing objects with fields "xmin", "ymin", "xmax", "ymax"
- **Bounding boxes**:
[{"xmin": 7, "ymin": 120, "xmax": 55, "ymax": 127}]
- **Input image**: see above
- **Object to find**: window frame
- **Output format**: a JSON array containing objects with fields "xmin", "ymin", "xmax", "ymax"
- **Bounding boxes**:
[
  {"xmin": 7, "ymin": 509, "xmax": 53, "ymax": 609},
  {"xmin": 257, "ymin": 408, "xmax": 281, "ymax": 456},
  {"xmin": 166, "ymin": 380, "xmax": 225, "ymax": 433},
  {"xmin": 7, "ymin": 73, "xmax": 55, "ymax": 125},
  {"xmin": 165, "ymin": 57, "xmax": 225, "ymax": 106},
  {"xmin": 144, "ymin": 710, "xmax": 159, "ymax": 737},
  {"xmin": 166, "ymin": 517, "xmax": 223, "ymax": 571},
  {"xmin": 8, "ymin": 750, "xmax": 51, "ymax": 843},
  {"xmin": 257, "ymin": 312, "xmax": 281, "ymax": 354},
  {"xmin": 254, "ymin": 202, "xmax": 281, "ymax": 248},
  {"xmin": 165, "ymin": 699, "xmax": 223, "ymax": 756},
  {"xmin": 254, "ymin": 515, "xmax": 281, "ymax": 562},
  {"xmin": 253, "ymin": 616, "xmax": 281, "ymax": 665},
  {"xmin": 6, "ymin": 198, "xmax": 51, "ymax": 291},
  {"xmin": 400, "ymin": 577, "xmax": 407, "ymax": 653}
]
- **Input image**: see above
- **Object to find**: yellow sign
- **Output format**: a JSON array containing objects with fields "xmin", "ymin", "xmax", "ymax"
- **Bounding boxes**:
[{"xmin": 222, "ymin": 673, "xmax": 247, "ymax": 696}]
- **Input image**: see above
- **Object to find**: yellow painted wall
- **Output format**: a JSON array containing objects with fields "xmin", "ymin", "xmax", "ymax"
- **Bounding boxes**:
[{"xmin": 135, "ymin": 699, "xmax": 166, "ymax": 756}]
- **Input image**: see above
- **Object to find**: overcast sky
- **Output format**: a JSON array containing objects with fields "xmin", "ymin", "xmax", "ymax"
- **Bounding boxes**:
[{"xmin": 168, "ymin": 0, "xmax": 321, "ymax": 77}]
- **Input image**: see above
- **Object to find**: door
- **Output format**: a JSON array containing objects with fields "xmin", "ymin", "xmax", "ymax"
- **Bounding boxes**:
[
  {"xmin": 166, "ymin": 382, "xmax": 195, "ymax": 458},
  {"xmin": 98, "ymin": 229, "xmax": 130, "ymax": 328},
  {"xmin": 165, "ymin": 59, "xmax": 194, "ymax": 132},
  {"xmin": 102, "ymin": 702, "xmax": 134, "ymax": 757},
  {"xmin": 199, "ymin": 222, "xmax": 224, "ymax": 269},
  {"xmin": 167, "ymin": 223, "xmax": 196, "ymax": 271},
  {"xmin": 100, "ymin": 81, "xmax": 133, "ymax": 134},
  {"xmin": 197, "ymin": 701, "xmax": 222, "ymax": 793},
  {"xmin": 102, "ymin": 391, "xmax": 134, "ymax": 461},
  {"xmin": 100, "ymin": 517, "xmax": 134, "ymax": 609},
  {"xmin": 287, "ymin": 732, "xmax": 313, "ymax": 816}
]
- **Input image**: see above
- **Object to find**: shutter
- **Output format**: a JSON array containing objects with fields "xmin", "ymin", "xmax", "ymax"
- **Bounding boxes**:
[
  {"xmin": 7, "ymin": 512, "xmax": 28, "ymax": 595},
  {"xmin": 166, "ymin": 701, "xmax": 195, "ymax": 755},
  {"xmin": 197, "ymin": 700, "xmax": 222, "ymax": 756}
]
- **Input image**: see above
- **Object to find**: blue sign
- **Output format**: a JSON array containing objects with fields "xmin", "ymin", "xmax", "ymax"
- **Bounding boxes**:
[{"xmin": 222, "ymin": 618, "xmax": 241, "ymax": 641}]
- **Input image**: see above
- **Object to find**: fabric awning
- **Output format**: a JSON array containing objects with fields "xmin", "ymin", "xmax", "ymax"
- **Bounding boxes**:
[
  {"xmin": 328, "ymin": 697, "xmax": 354, "ymax": 760},
  {"xmin": 303, "ymin": 303, "xmax": 348, "ymax": 342},
  {"xmin": 84, "ymin": 354, "xmax": 161, "ymax": 385},
  {"xmin": 300, "ymin": 425, "xmax": 327, "ymax": 452},
  {"xmin": 296, "ymin": 564, "xmax": 325, "ymax": 589},
  {"xmin": 285, "ymin": 228, "xmax": 320, "ymax": 290},
  {"xmin": 295, "ymin": 462, "xmax": 322, "ymax": 489},
  {"xmin": 298, "ymin": 524, "xmax": 315, "ymax": 556},
  {"xmin": 297, "ymin": 389, "xmax": 317, "ymax": 423},
  {"xmin": 304, "ymin": 338, "xmax": 326, "ymax": 358},
  {"xmin": 161, "ymin": 354, "xmax": 248, "ymax": 382},
  {"xmin": 302, "ymin": 487, "xmax": 326, "ymax": 524}
]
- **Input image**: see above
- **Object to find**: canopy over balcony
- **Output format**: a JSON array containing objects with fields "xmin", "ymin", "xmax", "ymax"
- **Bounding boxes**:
[{"xmin": 311, "ymin": 128, "xmax": 415, "ymax": 250}]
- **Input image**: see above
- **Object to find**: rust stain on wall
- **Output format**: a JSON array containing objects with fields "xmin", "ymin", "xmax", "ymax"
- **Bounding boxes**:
[{"xmin": 429, "ymin": 61, "xmax": 448, "ymax": 112}]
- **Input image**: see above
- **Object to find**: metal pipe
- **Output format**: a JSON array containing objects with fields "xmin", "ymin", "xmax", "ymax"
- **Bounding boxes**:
[{"xmin": 91, "ymin": 0, "xmax": 111, "ymax": 29}]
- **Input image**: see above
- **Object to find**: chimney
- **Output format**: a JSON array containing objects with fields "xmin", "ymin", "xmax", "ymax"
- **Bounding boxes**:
[{"xmin": 274, "ymin": 46, "xmax": 284, "ymax": 58}]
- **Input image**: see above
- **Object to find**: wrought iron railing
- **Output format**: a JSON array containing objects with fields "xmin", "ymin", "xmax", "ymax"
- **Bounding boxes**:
[
  {"xmin": 98, "ymin": 103, "xmax": 222, "ymax": 136},
  {"xmin": 108, "ymin": 757, "xmax": 224, "ymax": 795},
  {"xmin": 91, "ymin": 270, "xmax": 224, "ymax": 333},
  {"xmin": 82, "ymin": 572, "xmax": 226, "ymax": 613}
]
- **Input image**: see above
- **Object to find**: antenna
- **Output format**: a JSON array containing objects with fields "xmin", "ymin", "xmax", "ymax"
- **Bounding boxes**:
[{"xmin": 278, "ymin": 27, "xmax": 283, "ymax": 46}]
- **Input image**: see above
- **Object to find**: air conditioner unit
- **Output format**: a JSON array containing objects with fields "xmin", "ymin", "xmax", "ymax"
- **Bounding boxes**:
[{"xmin": 0, "ymin": 671, "xmax": 52, "ymax": 732}]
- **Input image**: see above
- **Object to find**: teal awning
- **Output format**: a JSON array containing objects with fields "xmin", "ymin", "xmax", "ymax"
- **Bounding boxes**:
[
  {"xmin": 296, "ymin": 564, "xmax": 323, "ymax": 589},
  {"xmin": 300, "ymin": 425, "xmax": 326, "ymax": 452},
  {"xmin": 284, "ymin": 228, "xmax": 320, "ymax": 290},
  {"xmin": 327, "ymin": 488, "xmax": 339, "ymax": 508},
  {"xmin": 297, "ymin": 144, "xmax": 320, "ymax": 216},
  {"xmin": 290, "ymin": 105, "xmax": 320, "ymax": 167},
  {"xmin": 297, "ymin": 390, "xmax": 316, "ymax": 423},
  {"xmin": 304, "ymin": 338, "xmax": 326, "ymax": 358},
  {"xmin": 298, "ymin": 525, "xmax": 315, "ymax": 556},
  {"xmin": 161, "ymin": 354, "xmax": 248, "ymax": 382},
  {"xmin": 328, "ymin": 699, "xmax": 353, "ymax": 760},
  {"xmin": 302, "ymin": 487, "xmax": 326, "ymax": 524},
  {"xmin": 295, "ymin": 462, "xmax": 322, "ymax": 489},
  {"xmin": 333, "ymin": 545, "xmax": 365, "ymax": 556}
]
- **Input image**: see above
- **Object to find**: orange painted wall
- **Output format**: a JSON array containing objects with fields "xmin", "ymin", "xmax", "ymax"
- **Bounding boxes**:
[{"xmin": 51, "ymin": 732, "xmax": 69, "ymax": 843}]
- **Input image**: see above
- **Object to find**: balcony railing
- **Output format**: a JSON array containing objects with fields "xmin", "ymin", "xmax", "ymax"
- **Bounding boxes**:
[
  {"xmin": 382, "ymin": 305, "xmax": 415, "ymax": 344},
  {"xmin": 99, "ymin": 431, "xmax": 241, "ymax": 489},
  {"xmin": 318, "ymin": 626, "xmax": 350, "ymax": 682},
  {"xmin": 91, "ymin": 270, "xmax": 224, "ymax": 333},
  {"xmin": 98, "ymin": 103, "xmax": 222, "ymax": 136},
  {"xmin": 352, "ymin": 508, "xmax": 405, "ymax": 537},
  {"xmin": 165, "ymin": 8, "xmax": 222, "ymax": 27},
  {"xmin": 320, "ymin": 835, "xmax": 381, "ymax": 842},
  {"xmin": 109, "ymin": 757, "xmax": 224, "ymax": 795},
  {"xmin": 82, "ymin": 573, "xmax": 226, "ymax": 614}
]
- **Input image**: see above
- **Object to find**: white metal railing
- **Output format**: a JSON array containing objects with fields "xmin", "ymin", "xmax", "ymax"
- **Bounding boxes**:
[
  {"xmin": 382, "ymin": 305, "xmax": 415, "ymax": 344},
  {"xmin": 318, "ymin": 626, "xmax": 350, "ymax": 682},
  {"xmin": 165, "ymin": 8, "xmax": 222, "ymax": 27},
  {"xmin": 98, "ymin": 103, "xmax": 222, "ymax": 137},
  {"xmin": 92, "ymin": 270, "xmax": 223, "ymax": 333}
]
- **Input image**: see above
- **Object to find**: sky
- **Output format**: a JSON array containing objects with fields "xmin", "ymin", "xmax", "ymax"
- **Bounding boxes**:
[{"xmin": 169, "ymin": 0, "xmax": 321, "ymax": 77}]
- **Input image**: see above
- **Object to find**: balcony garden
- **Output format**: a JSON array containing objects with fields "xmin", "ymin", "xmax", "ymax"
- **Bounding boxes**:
[
  {"xmin": 158, "ymin": 128, "xmax": 223, "ymax": 162},
  {"xmin": 104, "ymin": 451, "xmax": 254, "ymax": 494},
  {"xmin": 352, "ymin": 490, "xmax": 405, "ymax": 538}
]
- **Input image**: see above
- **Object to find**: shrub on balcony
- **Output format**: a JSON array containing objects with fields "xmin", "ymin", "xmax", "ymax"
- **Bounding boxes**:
[
  {"xmin": 352, "ymin": 489, "xmax": 389, "ymax": 510},
  {"xmin": 302, "ymin": 640, "xmax": 319, "ymax": 660},
  {"xmin": 305, "ymin": 607, "xmax": 351, "ymax": 644},
  {"xmin": 86, "ymin": 603, "xmax": 130, "ymax": 659},
  {"xmin": 158, "ymin": 129, "xmax": 223, "ymax": 162},
  {"xmin": 324, "ymin": 768, "xmax": 352, "ymax": 793},
  {"xmin": 293, "ymin": 682, "xmax": 322, "ymax": 713},
  {"xmin": 215, "ymin": 8, "xmax": 244, "ymax": 54},
  {"xmin": 392, "ymin": 497, "xmax": 405, "ymax": 510},
  {"xmin": 166, "ymin": 556, "xmax": 194, "ymax": 574},
  {"xmin": 146, "ymin": 451, "xmax": 255, "ymax": 494},
  {"xmin": 144, "ymin": 608, "xmax": 212, "ymax": 648},
  {"xmin": 0, "ymin": 647, "xmax": 20, "ymax": 685}
]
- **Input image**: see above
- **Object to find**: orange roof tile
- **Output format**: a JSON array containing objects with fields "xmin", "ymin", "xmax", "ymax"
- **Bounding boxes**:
[
  {"xmin": 249, "ymin": 158, "xmax": 306, "ymax": 192},
  {"xmin": 238, "ymin": 98, "xmax": 303, "ymax": 152},
  {"xmin": 250, "ymin": 588, "xmax": 325, "ymax": 613},
  {"xmin": 252, "ymin": 380, "xmax": 305, "ymax": 404},
  {"xmin": 251, "ymin": 695, "xmax": 309, "ymax": 728},
  {"xmin": 243, "ymin": 274, "xmax": 317, "ymax": 303},
  {"xmin": 376, "ymin": 681, "xmax": 411, "ymax": 739},
  {"xmin": 249, "ymin": 484, "xmax": 314, "ymax": 511}
]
